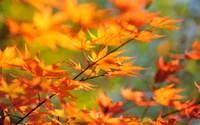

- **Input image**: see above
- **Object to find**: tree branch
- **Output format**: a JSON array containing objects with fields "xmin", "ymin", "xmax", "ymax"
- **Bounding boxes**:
[{"xmin": 15, "ymin": 94, "xmax": 55, "ymax": 124}]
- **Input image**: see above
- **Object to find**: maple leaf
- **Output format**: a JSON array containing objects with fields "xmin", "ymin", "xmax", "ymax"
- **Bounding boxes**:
[
  {"xmin": 149, "ymin": 115, "xmax": 177, "ymax": 125},
  {"xmin": 88, "ymin": 47, "xmax": 123, "ymax": 73},
  {"xmin": 97, "ymin": 91, "xmax": 124, "ymax": 115},
  {"xmin": 88, "ymin": 25, "xmax": 128, "ymax": 46},
  {"xmin": 51, "ymin": 76, "xmax": 96, "ymax": 101},
  {"xmin": 0, "ymin": 46, "xmax": 23, "ymax": 68},
  {"xmin": 135, "ymin": 31, "xmax": 165, "ymax": 42},
  {"xmin": 150, "ymin": 16, "xmax": 183, "ymax": 30},
  {"xmin": 49, "ymin": 109, "xmax": 67, "ymax": 118},
  {"xmin": 88, "ymin": 47, "xmax": 145, "ymax": 76},
  {"xmin": 7, "ymin": 9, "xmax": 77, "ymax": 50},
  {"xmin": 107, "ymin": 61, "xmax": 146, "ymax": 78},
  {"xmin": 62, "ymin": 0, "xmax": 107, "ymax": 28},
  {"xmin": 121, "ymin": 87, "xmax": 157, "ymax": 106},
  {"xmin": 192, "ymin": 40, "xmax": 200, "ymax": 51},
  {"xmin": 110, "ymin": 0, "xmax": 148, "ymax": 12},
  {"xmin": 0, "ymin": 77, "xmax": 25, "ymax": 99},
  {"xmin": 17, "ymin": 45, "xmax": 65, "ymax": 78},
  {"xmin": 111, "ymin": 0, "xmax": 159, "ymax": 28},
  {"xmin": 72, "ymin": 29, "xmax": 95, "ymax": 50},
  {"xmin": 153, "ymin": 84, "xmax": 185, "ymax": 106},
  {"xmin": 169, "ymin": 41, "xmax": 200, "ymax": 60},
  {"xmin": 172, "ymin": 99, "xmax": 196, "ymax": 110},
  {"xmin": 181, "ymin": 104, "xmax": 200, "ymax": 119},
  {"xmin": 165, "ymin": 75, "xmax": 180, "ymax": 84},
  {"xmin": 120, "ymin": 9, "xmax": 159, "ymax": 28},
  {"xmin": 184, "ymin": 51, "xmax": 200, "ymax": 60},
  {"xmin": 154, "ymin": 57, "xmax": 183, "ymax": 83}
]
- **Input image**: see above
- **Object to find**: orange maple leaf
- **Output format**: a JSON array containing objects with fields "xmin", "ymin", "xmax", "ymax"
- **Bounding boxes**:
[
  {"xmin": 135, "ymin": 31, "xmax": 165, "ymax": 42},
  {"xmin": 110, "ymin": 0, "xmax": 148, "ymax": 12},
  {"xmin": 0, "ymin": 77, "xmax": 25, "ymax": 99},
  {"xmin": 61, "ymin": 0, "xmax": 107, "ymax": 28},
  {"xmin": 0, "ymin": 46, "xmax": 23, "ymax": 68},
  {"xmin": 192, "ymin": 40, "xmax": 200, "ymax": 51},
  {"xmin": 72, "ymin": 29, "xmax": 95, "ymax": 50},
  {"xmin": 88, "ymin": 25, "xmax": 128, "ymax": 46},
  {"xmin": 150, "ymin": 16, "xmax": 183, "ymax": 30},
  {"xmin": 121, "ymin": 87, "xmax": 157, "ymax": 106},
  {"xmin": 17, "ymin": 45, "xmax": 65, "ymax": 78},
  {"xmin": 184, "ymin": 40, "xmax": 200, "ymax": 60},
  {"xmin": 181, "ymin": 104, "xmax": 200, "ymax": 119},
  {"xmin": 153, "ymin": 84, "xmax": 185, "ymax": 106},
  {"xmin": 154, "ymin": 57, "xmax": 183, "ymax": 83},
  {"xmin": 149, "ymin": 115, "xmax": 177, "ymax": 125},
  {"xmin": 97, "ymin": 91, "xmax": 124, "ymax": 115}
]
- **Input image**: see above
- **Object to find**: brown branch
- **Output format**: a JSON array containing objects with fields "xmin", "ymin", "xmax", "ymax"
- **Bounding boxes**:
[
  {"xmin": 15, "ymin": 94, "xmax": 55, "ymax": 124},
  {"xmin": 80, "ymin": 74, "xmax": 105, "ymax": 81}
]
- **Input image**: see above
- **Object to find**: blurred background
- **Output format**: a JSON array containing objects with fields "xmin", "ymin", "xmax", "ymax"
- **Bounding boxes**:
[{"xmin": 0, "ymin": 0, "xmax": 200, "ymax": 122}]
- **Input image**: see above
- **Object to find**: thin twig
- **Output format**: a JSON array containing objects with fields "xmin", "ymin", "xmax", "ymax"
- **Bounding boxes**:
[
  {"xmin": 81, "ymin": 49, "xmax": 90, "ymax": 65},
  {"xmin": 80, "ymin": 74, "xmax": 105, "ymax": 81},
  {"xmin": 185, "ymin": 117, "xmax": 192, "ymax": 125},
  {"xmin": 15, "ymin": 94, "xmax": 55, "ymax": 124}
]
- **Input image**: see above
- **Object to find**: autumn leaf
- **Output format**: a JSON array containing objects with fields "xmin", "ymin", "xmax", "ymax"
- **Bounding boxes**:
[
  {"xmin": 135, "ymin": 31, "xmax": 165, "ymax": 42},
  {"xmin": 121, "ymin": 87, "xmax": 157, "ymax": 106},
  {"xmin": 88, "ymin": 25, "xmax": 128, "ymax": 46},
  {"xmin": 154, "ymin": 57, "xmax": 183, "ymax": 83},
  {"xmin": 0, "ymin": 46, "xmax": 23, "ymax": 68},
  {"xmin": 110, "ymin": 0, "xmax": 148, "ymax": 12},
  {"xmin": 61, "ymin": 0, "xmax": 108, "ymax": 28},
  {"xmin": 0, "ymin": 77, "xmax": 25, "ymax": 99},
  {"xmin": 172, "ymin": 99, "xmax": 196, "ymax": 110},
  {"xmin": 51, "ymin": 76, "xmax": 96, "ymax": 101},
  {"xmin": 149, "ymin": 115, "xmax": 177, "ymax": 125},
  {"xmin": 17, "ymin": 45, "xmax": 65, "ymax": 78},
  {"xmin": 181, "ymin": 104, "xmax": 200, "ymax": 119},
  {"xmin": 169, "ymin": 41, "xmax": 200, "ymax": 60},
  {"xmin": 153, "ymin": 84, "xmax": 185, "ymax": 106},
  {"xmin": 72, "ymin": 29, "xmax": 95, "ymax": 50},
  {"xmin": 192, "ymin": 40, "xmax": 200, "ymax": 51},
  {"xmin": 107, "ymin": 61, "xmax": 146, "ymax": 78},
  {"xmin": 88, "ymin": 47, "xmax": 123, "ymax": 73},
  {"xmin": 97, "ymin": 91, "xmax": 124, "ymax": 115},
  {"xmin": 150, "ymin": 16, "xmax": 183, "ymax": 30}
]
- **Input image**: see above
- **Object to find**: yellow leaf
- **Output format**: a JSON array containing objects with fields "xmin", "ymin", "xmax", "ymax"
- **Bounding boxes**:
[
  {"xmin": 150, "ymin": 16, "xmax": 183, "ymax": 30},
  {"xmin": 135, "ymin": 31, "xmax": 165, "ymax": 42}
]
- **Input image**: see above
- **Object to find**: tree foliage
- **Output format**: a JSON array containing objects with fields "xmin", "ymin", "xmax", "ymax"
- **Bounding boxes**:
[{"xmin": 0, "ymin": 0, "xmax": 200, "ymax": 124}]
